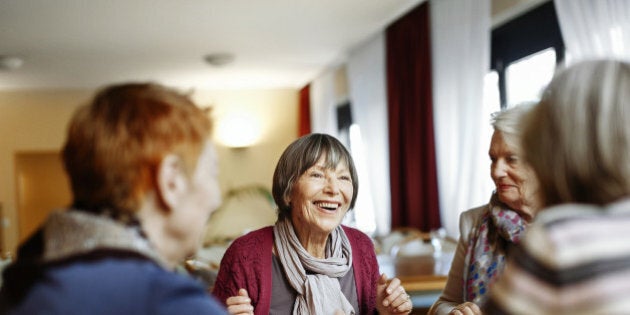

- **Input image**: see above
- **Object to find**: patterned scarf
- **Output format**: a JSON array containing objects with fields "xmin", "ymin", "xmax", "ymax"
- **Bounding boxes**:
[
  {"xmin": 273, "ymin": 218, "xmax": 355, "ymax": 315},
  {"xmin": 464, "ymin": 194, "xmax": 526, "ymax": 305}
]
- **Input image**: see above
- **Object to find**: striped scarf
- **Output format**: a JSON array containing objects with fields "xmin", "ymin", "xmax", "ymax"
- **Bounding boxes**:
[
  {"xmin": 464, "ymin": 194, "xmax": 526, "ymax": 305},
  {"xmin": 273, "ymin": 218, "xmax": 355, "ymax": 315}
]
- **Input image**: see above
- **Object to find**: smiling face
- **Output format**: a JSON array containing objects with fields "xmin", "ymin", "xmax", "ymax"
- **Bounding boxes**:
[
  {"xmin": 289, "ymin": 155, "xmax": 354, "ymax": 239},
  {"xmin": 489, "ymin": 131, "xmax": 539, "ymax": 220}
]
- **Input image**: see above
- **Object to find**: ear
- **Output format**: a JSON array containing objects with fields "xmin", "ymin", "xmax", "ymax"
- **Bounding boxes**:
[{"xmin": 156, "ymin": 154, "xmax": 188, "ymax": 212}]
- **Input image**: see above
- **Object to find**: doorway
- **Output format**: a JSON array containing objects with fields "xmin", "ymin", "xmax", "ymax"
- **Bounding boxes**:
[{"xmin": 15, "ymin": 151, "xmax": 71, "ymax": 243}]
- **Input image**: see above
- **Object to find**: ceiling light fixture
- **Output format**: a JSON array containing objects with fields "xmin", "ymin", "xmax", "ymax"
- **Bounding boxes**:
[
  {"xmin": 0, "ymin": 55, "xmax": 24, "ymax": 71},
  {"xmin": 204, "ymin": 53, "xmax": 235, "ymax": 67}
]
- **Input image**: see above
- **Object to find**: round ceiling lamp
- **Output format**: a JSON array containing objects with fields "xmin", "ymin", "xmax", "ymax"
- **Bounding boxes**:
[
  {"xmin": 0, "ymin": 55, "xmax": 24, "ymax": 71},
  {"xmin": 204, "ymin": 53, "xmax": 235, "ymax": 67}
]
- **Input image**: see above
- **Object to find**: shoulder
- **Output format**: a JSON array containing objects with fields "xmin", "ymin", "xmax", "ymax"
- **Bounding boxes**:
[
  {"xmin": 486, "ymin": 200, "xmax": 630, "ymax": 314},
  {"xmin": 51, "ymin": 258, "xmax": 203, "ymax": 294},
  {"xmin": 147, "ymin": 268, "xmax": 227, "ymax": 314},
  {"xmin": 217, "ymin": 226, "xmax": 273, "ymax": 281},
  {"xmin": 224, "ymin": 226, "xmax": 274, "ymax": 257},
  {"xmin": 342, "ymin": 225, "xmax": 374, "ymax": 249},
  {"xmin": 523, "ymin": 199, "xmax": 630, "ymax": 268},
  {"xmin": 460, "ymin": 204, "xmax": 487, "ymax": 222},
  {"xmin": 13, "ymin": 258, "xmax": 226, "ymax": 315},
  {"xmin": 458, "ymin": 204, "xmax": 488, "ymax": 237},
  {"xmin": 50, "ymin": 257, "xmax": 165, "ymax": 289},
  {"xmin": 342, "ymin": 225, "xmax": 377, "ymax": 269}
]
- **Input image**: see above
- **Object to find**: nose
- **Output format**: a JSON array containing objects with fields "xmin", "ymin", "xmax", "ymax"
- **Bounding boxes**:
[
  {"xmin": 323, "ymin": 176, "xmax": 340, "ymax": 195},
  {"xmin": 491, "ymin": 159, "xmax": 508, "ymax": 180}
]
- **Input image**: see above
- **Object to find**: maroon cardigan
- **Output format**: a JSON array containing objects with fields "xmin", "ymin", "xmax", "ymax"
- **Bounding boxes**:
[{"xmin": 212, "ymin": 225, "xmax": 379, "ymax": 314}]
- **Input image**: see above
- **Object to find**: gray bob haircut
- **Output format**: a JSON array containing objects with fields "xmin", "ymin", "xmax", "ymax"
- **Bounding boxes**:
[
  {"xmin": 522, "ymin": 59, "xmax": 630, "ymax": 207},
  {"xmin": 272, "ymin": 133, "xmax": 359, "ymax": 220}
]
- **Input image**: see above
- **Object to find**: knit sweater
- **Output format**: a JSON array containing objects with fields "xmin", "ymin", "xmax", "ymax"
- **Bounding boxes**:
[
  {"xmin": 485, "ymin": 198, "xmax": 630, "ymax": 314},
  {"xmin": 212, "ymin": 225, "xmax": 380, "ymax": 314}
]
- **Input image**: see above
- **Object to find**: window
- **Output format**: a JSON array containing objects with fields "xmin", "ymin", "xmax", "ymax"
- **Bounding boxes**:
[
  {"xmin": 491, "ymin": 1, "xmax": 564, "ymax": 108},
  {"xmin": 506, "ymin": 48, "xmax": 556, "ymax": 107},
  {"xmin": 336, "ymin": 102, "xmax": 377, "ymax": 235}
]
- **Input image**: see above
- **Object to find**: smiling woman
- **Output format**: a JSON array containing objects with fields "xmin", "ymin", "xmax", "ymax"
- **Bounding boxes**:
[
  {"xmin": 429, "ymin": 104, "xmax": 540, "ymax": 315},
  {"xmin": 213, "ymin": 133, "xmax": 413, "ymax": 315}
]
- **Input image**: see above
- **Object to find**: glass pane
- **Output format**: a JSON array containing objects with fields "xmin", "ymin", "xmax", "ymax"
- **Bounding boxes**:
[
  {"xmin": 506, "ymin": 48, "xmax": 556, "ymax": 107},
  {"xmin": 342, "ymin": 124, "xmax": 376, "ymax": 235}
]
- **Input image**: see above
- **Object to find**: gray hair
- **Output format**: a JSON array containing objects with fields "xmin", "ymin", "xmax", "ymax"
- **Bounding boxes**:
[
  {"xmin": 522, "ymin": 59, "xmax": 630, "ymax": 207},
  {"xmin": 272, "ymin": 133, "xmax": 359, "ymax": 220},
  {"xmin": 490, "ymin": 103, "xmax": 536, "ymax": 148}
]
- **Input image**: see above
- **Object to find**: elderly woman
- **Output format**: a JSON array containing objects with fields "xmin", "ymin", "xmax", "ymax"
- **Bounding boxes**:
[
  {"xmin": 429, "ymin": 104, "xmax": 540, "ymax": 315},
  {"xmin": 0, "ymin": 83, "xmax": 226, "ymax": 314},
  {"xmin": 213, "ymin": 133, "xmax": 412, "ymax": 315},
  {"xmin": 485, "ymin": 60, "xmax": 630, "ymax": 314}
]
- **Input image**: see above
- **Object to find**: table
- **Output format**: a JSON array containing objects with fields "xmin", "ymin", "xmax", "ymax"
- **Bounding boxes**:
[{"xmin": 378, "ymin": 253, "xmax": 453, "ymax": 311}]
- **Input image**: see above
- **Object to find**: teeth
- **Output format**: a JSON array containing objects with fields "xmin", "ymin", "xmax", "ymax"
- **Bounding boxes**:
[{"xmin": 315, "ymin": 202, "xmax": 338, "ymax": 209}]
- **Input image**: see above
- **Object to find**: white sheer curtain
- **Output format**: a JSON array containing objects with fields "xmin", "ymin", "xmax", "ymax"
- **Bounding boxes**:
[
  {"xmin": 430, "ymin": 0, "xmax": 493, "ymax": 237},
  {"xmin": 309, "ymin": 59, "xmax": 381, "ymax": 236},
  {"xmin": 310, "ymin": 69, "xmax": 339, "ymax": 138},
  {"xmin": 555, "ymin": 0, "xmax": 630, "ymax": 63},
  {"xmin": 347, "ymin": 33, "xmax": 390, "ymax": 237}
]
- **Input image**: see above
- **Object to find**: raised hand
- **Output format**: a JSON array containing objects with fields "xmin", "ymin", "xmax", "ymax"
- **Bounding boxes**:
[{"xmin": 376, "ymin": 273, "xmax": 412, "ymax": 315}]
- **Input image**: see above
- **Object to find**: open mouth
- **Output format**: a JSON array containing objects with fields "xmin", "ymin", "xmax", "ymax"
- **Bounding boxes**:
[{"xmin": 314, "ymin": 201, "xmax": 340, "ymax": 212}]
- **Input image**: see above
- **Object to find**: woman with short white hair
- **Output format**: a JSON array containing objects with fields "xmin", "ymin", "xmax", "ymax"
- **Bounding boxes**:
[
  {"xmin": 486, "ymin": 59, "xmax": 630, "ymax": 314},
  {"xmin": 429, "ymin": 103, "xmax": 541, "ymax": 315}
]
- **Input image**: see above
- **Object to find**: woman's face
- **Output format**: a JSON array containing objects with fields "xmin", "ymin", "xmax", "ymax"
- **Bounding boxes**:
[
  {"xmin": 289, "ymin": 155, "xmax": 354, "ymax": 237},
  {"xmin": 489, "ymin": 131, "xmax": 538, "ymax": 219}
]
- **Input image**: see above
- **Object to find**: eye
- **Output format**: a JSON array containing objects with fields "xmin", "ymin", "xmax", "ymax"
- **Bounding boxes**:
[
  {"xmin": 507, "ymin": 155, "xmax": 519, "ymax": 163},
  {"xmin": 309, "ymin": 171, "xmax": 324, "ymax": 178},
  {"xmin": 339, "ymin": 175, "xmax": 352, "ymax": 182}
]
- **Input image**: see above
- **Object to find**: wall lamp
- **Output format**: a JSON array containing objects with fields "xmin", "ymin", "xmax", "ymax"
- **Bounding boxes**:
[{"xmin": 215, "ymin": 111, "xmax": 261, "ymax": 149}]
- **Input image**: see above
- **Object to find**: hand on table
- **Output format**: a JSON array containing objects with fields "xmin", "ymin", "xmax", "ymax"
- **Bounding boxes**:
[
  {"xmin": 226, "ymin": 288, "xmax": 254, "ymax": 315},
  {"xmin": 449, "ymin": 302, "xmax": 482, "ymax": 315},
  {"xmin": 376, "ymin": 273, "xmax": 412, "ymax": 315}
]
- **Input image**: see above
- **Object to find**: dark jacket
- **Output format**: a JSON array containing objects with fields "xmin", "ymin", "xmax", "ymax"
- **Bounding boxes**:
[{"xmin": 0, "ymin": 210, "xmax": 226, "ymax": 315}]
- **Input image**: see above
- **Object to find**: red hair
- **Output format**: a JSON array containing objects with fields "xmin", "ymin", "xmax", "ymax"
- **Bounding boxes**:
[{"xmin": 62, "ymin": 83, "xmax": 212, "ymax": 215}]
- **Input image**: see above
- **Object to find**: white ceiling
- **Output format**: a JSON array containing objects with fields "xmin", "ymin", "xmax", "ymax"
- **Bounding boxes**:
[{"xmin": 0, "ymin": 0, "xmax": 423, "ymax": 90}]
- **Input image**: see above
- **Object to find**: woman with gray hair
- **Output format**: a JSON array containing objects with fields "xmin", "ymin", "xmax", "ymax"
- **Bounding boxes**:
[
  {"xmin": 213, "ymin": 133, "xmax": 412, "ymax": 315},
  {"xmin": 429, "ymin": 104, "xmax": 541, "ymax": 315},
  {"xmin": 485, "ymin": 60, "xmax": 630, "ymax": 314}
]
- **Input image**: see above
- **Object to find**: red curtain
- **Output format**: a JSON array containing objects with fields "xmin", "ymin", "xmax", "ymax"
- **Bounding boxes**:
[
  {"xmin": 298, "ymin": 84, "xmax": 311, "ymax": 136},
  {"xmin": 386, "ymin": 2, "xmax": 441, "ymax": 232}
]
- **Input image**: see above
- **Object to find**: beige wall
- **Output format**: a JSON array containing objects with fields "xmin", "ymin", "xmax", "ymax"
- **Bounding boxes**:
[
  {"xmin": 0, "ymin": 87, "xmax": 298, "ymax": 254},
  {"xmin": 193, "ymin": 89, "xmax": 298, "ymax": 193}
]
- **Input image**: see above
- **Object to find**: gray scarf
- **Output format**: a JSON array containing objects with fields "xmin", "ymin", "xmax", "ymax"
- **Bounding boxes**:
[
  {"xmin": 42, "ymin": 210, "xmax": 165, "ymax": 267},
  {"xmin": 273, "ymin": 218, "xmax": 355, "ymax": 315}
]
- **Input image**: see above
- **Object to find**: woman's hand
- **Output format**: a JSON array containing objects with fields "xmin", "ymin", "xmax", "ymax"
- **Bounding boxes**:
[
  {"xmin": 225, "ymin": 288, "xmax": 254, "ymax": 315},
  {"xmin": 375, "ymin": 273, "xmax": 413, "ymax": 315},
  {"xmin": 448, "ymin": 302, "xmax": 481, "ymax": 315}
]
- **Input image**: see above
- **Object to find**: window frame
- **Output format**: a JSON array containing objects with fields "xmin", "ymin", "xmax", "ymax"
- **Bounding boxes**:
[{"xmin": 491, "ymin": 1, "xmax": 565, "ymax": 108}]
